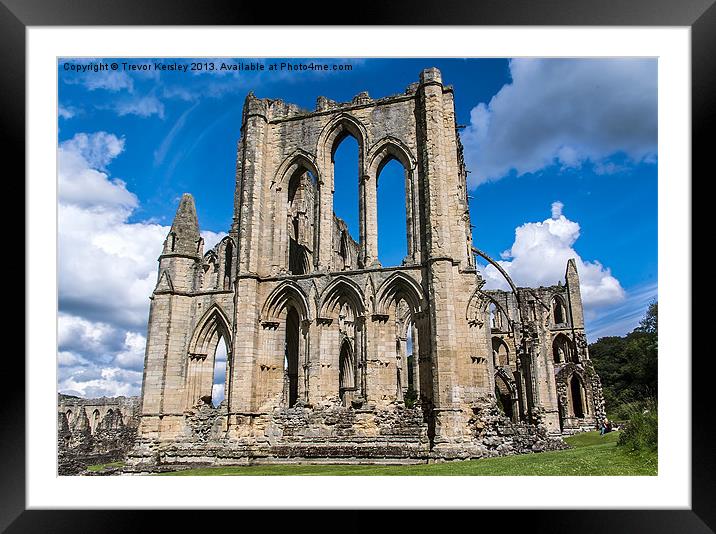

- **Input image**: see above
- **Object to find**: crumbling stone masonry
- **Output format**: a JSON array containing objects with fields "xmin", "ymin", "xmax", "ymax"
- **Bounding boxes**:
[
  {"xmin": 483, "ymin": 259, "xmax": 606, "ymax": 435},
  {"xmin": 57, "ymin": 394, "xmax": 139, "ymax": 474},
  {"xmin": 127, "ymin": 68, "xmax": 604, "ymax": 468}
]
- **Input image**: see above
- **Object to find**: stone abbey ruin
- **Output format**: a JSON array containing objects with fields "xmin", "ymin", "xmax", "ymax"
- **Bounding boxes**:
[{"xmin": 60, "ymin": 67, "xmax": 606, "ymax": 470}]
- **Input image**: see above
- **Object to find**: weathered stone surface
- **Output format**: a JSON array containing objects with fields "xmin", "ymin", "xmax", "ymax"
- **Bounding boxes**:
[
  {"xmin": 57, "ymin": 394, "xmax": 139, "ymax": 475},
  {"xmin": 117, "ymin": 67, "xmax": 606, "ymax": 470}
]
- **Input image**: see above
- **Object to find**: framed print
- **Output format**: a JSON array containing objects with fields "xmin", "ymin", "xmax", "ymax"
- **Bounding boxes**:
[{"xmin": 5, "ymin": 0, "xmax": 710, "ymax": 531}]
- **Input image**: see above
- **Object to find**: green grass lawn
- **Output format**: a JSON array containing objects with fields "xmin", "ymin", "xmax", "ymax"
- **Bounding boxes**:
[
  {"xmin": 87, "ymin": 461, "xmax": 125, "ymax": 472},
  {"xmin": 156, "ymin": 430, "xmax": 657, "ymax": 476}
]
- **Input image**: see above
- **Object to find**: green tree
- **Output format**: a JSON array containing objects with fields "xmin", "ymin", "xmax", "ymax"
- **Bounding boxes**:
[
  {"xmin": 589, "ymin": 300, "xmax": 657, "ymax": 418},
  {"xmin": 636, "ymin": 301, "xmax": 658, "ymax": 335}
]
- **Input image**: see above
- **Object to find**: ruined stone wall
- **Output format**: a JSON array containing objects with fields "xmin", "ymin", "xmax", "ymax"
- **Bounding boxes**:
[
  {"xmin": 131, "ymin": 67, "xmax": 581, "ymax": 468},
  {"xmin": 332, "ymin": 215, "xmax": 360, "ymax": 270},
  {"xmin": 484, "ymin": 259, "xmax": 606, "ymax": 434},
  {"xmin": 58, "ymin": 394, "xmax": 139, "ymax": 474}
]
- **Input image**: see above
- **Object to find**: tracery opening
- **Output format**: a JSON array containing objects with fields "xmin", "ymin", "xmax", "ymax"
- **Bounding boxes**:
[
  {"xmin": 339, "ymin": 338, "xmax": 355, "ymax": 406},
  {"xmin": 495, "ymin": 374, "xmax": 515, "ymax": 421},
  {"xmin": 552, "ymin": 296, "xmax": 567, "ymax": 325},
  {"xmin": 332, "ymin": 134, "xmax": 360, "ymax": 244},
  {"xmin": 377, "ymin": 158, "xmax": 408, "ymax": 267},
  {"xmin": 492, "ymin": 337, "xmax": 510, "ymax": 367},
  {"xmin": 284, "ymin": 307, "xmax": 300, "ymax": 407},
  {"xmin": 287, "ymin": 167, "xmax": 316, "ymax": 275},
  {"xmin": 212, "ymin": 337, "xmax": 228, "ymax": 407},
  {"xmin": 569, "ymin": 374, "xmax": 586, "ymax": 418},
  {"xmin": 489, "ymin": 302, "xmax": 508, "ymax": 333},
  {"xmin": 553, "ymin": 333, "xmax": 576, "ymax": 364}
]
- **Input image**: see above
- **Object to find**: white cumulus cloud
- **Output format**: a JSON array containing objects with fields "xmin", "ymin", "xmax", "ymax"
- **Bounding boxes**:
[
  {"xmin": 63, "ymin": 68, "xmax": 135, "ymax": 93},
  {"xmin": 59, "ymin": 367, "xmax": 144, "ymax": 399},
  {"xmin": 481, "ymin": 202, "xmax": 625, "ymax": 312},
  {"xmin": 115, "ymin": 95, "xmax": 165, "ymax": 118},
  {"xmin": 461, "ymin": 58, "xmax": 657, "ymax": 187},
  {"xmin": 58, "ymin": 133, "xmax": 137, "ymax": 211},
  {"xmin": 114, "ymin": 331, "xmax": 148, "ymax": 371},
  {"xmin": 58, "ymin": 105, "xmax": 76, "ymax": 119},
  {"xmin": 58, "ymin": 131, "xmax": 226, "ymax": 397}
]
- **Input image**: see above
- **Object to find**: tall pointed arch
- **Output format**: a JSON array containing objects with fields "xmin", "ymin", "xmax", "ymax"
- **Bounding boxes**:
[
  {"xmin": 273, "ymin": 149, "xmax": 320, "ymax": 188},
  {"xmin": 366, "ymin": 137, "xmax": 416, "ymax": 177},
  {"xmin": 316, "ymin": 113, "xmax": 370, "ymax": 269},
  {"xmin": 217, "ymin": 236, "xmax": 236, "ymax": 290},
  {"xmin": 368, "ymin": 137, "xmax": 419, "ymax": 267},
  {"xmin": 552, "ymin": 333, "xmax": 576, "ymax": 364},
  {"xmin": 551, "ymin": 293, "xmax": 568, "ymax": 325},
  {"xmin": 318, "ymin": 276, "xmax": 366, "ymax": 319},
  {"xmin": 188, "ymin": 303, "xmax": 233, "ymax": 358},
  {"xmin": 466, "ymin": 289, "xmax": 512, "ymax": 332},
  {"xmin": 317, "ymin": 113, "xmax": 369, "ymax": 165},
  {"xmin": 261, "ymin": 281, "xmax": 311, "ymax": 322},
  {"xmin": 492, "ymin": 337, "xmax": 510, "ymax": 367},
  {"xmin": 375, "ymin": 272, "xmax": 426, "ymax": 316},
  {"xmin": 270, "ymin": 151, "xmax": 319, "ymax": 274},
  {"xmin": 184, "ymin": 304, "xmax": 233, "ymax": 409}
]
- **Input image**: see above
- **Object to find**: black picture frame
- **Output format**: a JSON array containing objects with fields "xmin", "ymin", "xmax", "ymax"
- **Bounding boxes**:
[{"xmin": 4, "ymin": 0, "xmax": 708, "ymax": 531}]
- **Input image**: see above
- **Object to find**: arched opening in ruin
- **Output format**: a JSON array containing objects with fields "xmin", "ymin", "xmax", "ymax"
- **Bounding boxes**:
[
  {"xmin": 404, "ymin": 320, "xmax": 417, "ymax": 406},
  {"xmin": 569, "ymin": 374, "xmax": 586, "ymax": 418},
  {"xmin": 186, "ymin": 304, "xmax": 233, "ymax": 409},
  {"xmin": 392, "ymin": 298, "xmax": 418, "ymax": 405},
  {"xmin": 65, "ymin": 410, "xmax": 73, "ymax": 426},
  {"xmin": 212, "ymin": 336, "xmax": 228, "ymax": 407},
  {"xmin": 338, "ymin": 229, "xmax": 351, "ymax": 270},
  {"xmin": 394, "ymin": 299, "xmax": 411, "ymax": 403},
  {"xmin": 339, "ymin": 337, "xmax": 355, "ymax": 406},
  {"xmin": 287, "ymin": 167, "xmax": 316, "ymax": 275},
  {"xmin": 332, "ymin": 134, "xmax": 360, "ymax": 244},
  {"xmin": 553, "ymin": 333, "xmax": 576, "ymax": 364},
  {"xmin": 492, "ymin": 337, "xmax": 510, "ymax": 367},
  {"xmin": 377, "ymin": 158, "xmax": 408, "ymax": 267},
  {"xmin": 552, "ymin": 295, "xmax": 567, "ymax": 325},
  {"xmin": 223, "ymin": 239, "xmax": 233, "ymax": 289},
  {"xmin": 103, "ymin": 409, "xmax": 116, "ymax": 430},
  {"xmin": 318, "ymin": 277, "xmax": 364, "ymax": 406},
  {"xmin": 495, "ymin": 374, "xmax": 515, "ymax": 421},
  {"xmin": 284, "ymin": 306, "xmax": 300, "ymax": 408},
  {"xmin": 201, "ymin": 252, "xmax": 218, "ymax": 290},
  {"xmin": 489, "ymin": 302, "xmax": 507, "ymax": 333},
  {"xmin": 92, "ymin": 409, "xmax": 100, "ymax": 433},
  {"xmin": 376, "ymin": 274, "xmax": 428, "ymax": 414}
]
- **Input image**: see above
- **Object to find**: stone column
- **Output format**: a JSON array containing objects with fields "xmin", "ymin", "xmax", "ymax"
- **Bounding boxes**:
[
  {"xmin": 356, "ymin": 316, "xmax": 367, "ymax": 401},
  {"xmin": 418, "ymin": 67, "xmax": 465, "ymax": 448},
  {"xmin": 228, "ymin": 277, "xmax": 261, "ymax": 416},
  {"xmin": 410, "ymin": 323, "xmax": 420, "ymax": 395},
  {"xmin": 317, "ymin": 153, "xmax": 335, "ymax": 271},
  {"xmin": 236, "ymin": 94, "xmax": 270, "ymax": 275},
  {"xmin": 270, "ymin": 185, "xmax": 288, "ymax": 274},
  {"xmin": 362, "ymin": 173, "xmax": 379, "ymax": 267}
]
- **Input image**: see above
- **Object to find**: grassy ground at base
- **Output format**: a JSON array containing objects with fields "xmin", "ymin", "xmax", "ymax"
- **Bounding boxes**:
[
  {"xmin": 156, "ymin": 430, "xmax": 657, "ymax": 476},
  {"xmin": 87, "ymin": 461, "xmax": 125, "ymax": 472}
]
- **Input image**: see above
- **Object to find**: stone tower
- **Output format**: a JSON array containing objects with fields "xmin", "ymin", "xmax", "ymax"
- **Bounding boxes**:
[{"xmin": 129, "ymin": 68, "xmax": 602, "ymax": 466}]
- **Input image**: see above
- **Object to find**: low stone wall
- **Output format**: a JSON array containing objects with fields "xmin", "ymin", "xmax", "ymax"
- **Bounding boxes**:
[{"xmin": 125, "ymin": 396, "xmax": 567, "ymax": 471}]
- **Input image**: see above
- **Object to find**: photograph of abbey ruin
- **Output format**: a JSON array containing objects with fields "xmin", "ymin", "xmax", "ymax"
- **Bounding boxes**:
[{"xmin": 58, "ymin": 58, "xmax": 658, "ymax": 476}]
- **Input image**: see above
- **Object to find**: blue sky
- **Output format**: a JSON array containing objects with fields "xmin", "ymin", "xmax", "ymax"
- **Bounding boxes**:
[{"xmin": 57, "ymin": 58, "xmax": 657, "ymax": 398}]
